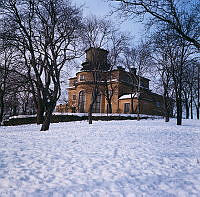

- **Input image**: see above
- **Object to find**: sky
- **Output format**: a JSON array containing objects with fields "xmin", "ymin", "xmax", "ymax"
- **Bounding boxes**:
[{"xmin": 73, "ymin": 0, "xmax": 145, "ymax": 42}]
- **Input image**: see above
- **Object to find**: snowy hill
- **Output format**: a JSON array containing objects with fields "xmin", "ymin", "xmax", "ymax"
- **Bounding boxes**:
[{"xmin": 0, "ymin": 119, "xmax": 200, "ymax": 196}]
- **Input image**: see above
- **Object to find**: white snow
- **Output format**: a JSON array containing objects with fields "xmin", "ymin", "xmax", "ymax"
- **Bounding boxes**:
[
  {"xmin": 0, "ymin": 119, "xmax": 200, "ymax": 196},
  {"xmin": 119, "ymin": 93, "xmax": 138, "ymax": 100},
  {"xmin": 8, "ymin": 114, "xmax": 36, "ymax": 120},
  {"xmin": 52, "ymin": 112, "xmax": 161, "ymax": 118}
]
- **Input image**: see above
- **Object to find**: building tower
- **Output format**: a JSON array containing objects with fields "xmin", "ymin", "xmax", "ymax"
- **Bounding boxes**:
[{"xmin": 81, "ymin": 47, "xmax": 109, "ymax": 71}]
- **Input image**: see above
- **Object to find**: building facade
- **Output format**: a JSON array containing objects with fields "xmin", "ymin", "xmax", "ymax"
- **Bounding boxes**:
[{"xmin": 59, "ymin": 48, "xmax": 169, "ymax": 116}]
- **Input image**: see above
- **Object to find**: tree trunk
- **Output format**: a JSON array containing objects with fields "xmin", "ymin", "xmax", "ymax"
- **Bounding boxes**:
[
  {"xmin": 176, "ymin": 80, "xmax": 182, "ymax": 125},
  {"xmin": 88, "ymin": 103, "xmax": 93, "ymax": 124},
  {"xmin": 36, "ymin": 98, "xmax": 44, "ymax": 124},
  {"xmin": 0, "ymin": 92, "xmax": 4, "ymax": 123},
  {"xmin": 130, "ymin": 94, "xmax": 134, "ymax": 114},
  {"xmin": 190, "ymin": 89, "xmax": 193, "ymax": 119},
  {"xmin": 137, "ymin": 98, "xmax": 140, "ymax": 121},
  {"xmin": 196, "ymin": 106, "xmax": 199, "ymax": 120},
  {"xmin": 40, "ymin": 104, "xmax": 54, "ymax": 131},
  {"xmin": 137, "ymin": 75, "xmax": 141, "ymax": 121},
  {"xmin": 108, "ymin": 101, "xmax": 112, "ymax": 114},
  {"xmin": 174, "ymin": 69, "xmax": 182, "ymax": 126},
  {"xmin": 176, "ymin": 98, "xmax": 182, "ymax": 125},
  {"xmin": 165, "ymin": 112, "xmax": 169, "ymax": 122},
  {"xmin": 190, "ymin": 100, "xmax": 193, "ymax": 119},
  {"xmin": 12, "ymin": 105, "xmax": 17, "ymax": 116},
  {"xmin": 198, "ymin": 65, "xmax": 200, "ymax": 119},
  {"xmin": 88, "ymin": 89, "xmax": 98, "ymax": 124},
  {"xmin": 185, "ymin": 102, "xmax": 189, "ymax": 119},
  {"xmin": 163, "ymin": 86, "xmax": 170, "ymax": 122},
  {"xmin": 183, "ymin": 90, "xmax": 189, "ymax": 119},
  {"xmin": 163, "ymin": 97, "xmax": 170, "ymax": 122}
]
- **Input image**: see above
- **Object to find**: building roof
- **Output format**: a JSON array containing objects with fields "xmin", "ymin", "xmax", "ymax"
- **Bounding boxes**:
[
  {"xmin": 85, "ymin": 47, "xmax": 108, "ymax": 54},
  {"xmin": 69, "ymin": 77, "xmax": 77, "ymax": 80},
  {"xmin": 119, "ymin": 93, "xmax": 139, "ymax": 100}
]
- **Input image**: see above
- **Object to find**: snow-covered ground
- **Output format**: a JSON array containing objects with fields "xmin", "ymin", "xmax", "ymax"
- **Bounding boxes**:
[{"xmin": 0, "ymin": 119, "xmax": 200, "ymax": 196}]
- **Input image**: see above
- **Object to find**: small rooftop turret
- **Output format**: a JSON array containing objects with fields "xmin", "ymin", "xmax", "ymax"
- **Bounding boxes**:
[{"xmin": 81, "ymin": 47, "xmax": 110, "ymax": 71}]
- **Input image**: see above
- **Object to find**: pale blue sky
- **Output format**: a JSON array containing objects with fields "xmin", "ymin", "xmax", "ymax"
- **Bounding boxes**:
[
  {"xmin": 73, "ymin": 0, "xmax": 145, "ymax": 42},
  {"xmin": 75, "ymin": 0, "xmax": 109, "ymax": 17}
]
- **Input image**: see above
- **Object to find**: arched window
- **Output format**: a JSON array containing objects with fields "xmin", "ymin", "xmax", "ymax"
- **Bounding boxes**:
[
  {"xmin": 78, "ymin": 91, "xmax": 85, "ymax": 113},
  {"xmin": 92, "ymin": 93, "xmax": 101, "ymax": 113}
]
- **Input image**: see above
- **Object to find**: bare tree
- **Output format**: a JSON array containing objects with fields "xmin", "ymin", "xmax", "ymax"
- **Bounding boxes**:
[
  {"xmin": 183, "ymin": 59, "xmax": 200, "ymax": 120},
  {"xmin": 195, "ymin": 63, "xmax": 200, "ymax": 119},
  {"xmin": 154, "ymin": 32, "xmax": 193, "ymax": 125},
  {"xmin": 0, "ymin": 46, "xmax": 13, "ymax": 122},
  {"xmin": 0, "ymin": 43, "xmax": 27, "ymax": 122},
  {"xmin": 170, "ymin": 40, "xmax": 195, "ymax": 125},
  {"xmin": 0, "ymin": 0, "xmax": 83, "ymax": 130},
  {"xmin": 122, "ymin": 41, "xmax": 152, "ymax": 120},
  {"xmin": 150, "ymin": 31, "xmax": 176, "ymax": 122},
  {"xmin": 152, "ymin": 56, "xmax": 173, "ymax": 122},
  {"xmin": 182, "ymin": 61, "xmax": 196, "ymax": 119},
  {"xmin": 100, "ymin": 29, "xmax": 130, "ymax": 114},
  {"xmin": 82, "ymin": 16, "xmax": 112, "ymax": 49},
  {"xmin": 110, "ymin": 0, "xmax": 200, "ymax": 50},
  {"xmin": 0, "ymin": 47, "xmax": 33, "ymax": 122}
]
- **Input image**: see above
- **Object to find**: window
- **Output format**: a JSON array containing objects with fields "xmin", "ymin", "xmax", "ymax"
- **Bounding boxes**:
[
  {"xmin": 156, "ymin": 101, "xmax": 161, "ymax": 107},
  {"xmin": 79, "ymin": 74, "xmax": 85, "ymax": 81},
  {"xmin": 95, "ymin": 73, "xmax": 101, "ymax": 81},
  {"xmin": 72, "ymin": 95, "xmax": 76, "ymax": 100},
  {"xmin": 108, "ymin": 90, "xmax": 113, "ymax": 98},
  {"xmin": 72, "ymin": 107, "xmax": 76, "ymax": 113},
  {"xmin": 140, "ymin": 81, "xmax": 147, "ymax": 88},
  {"xmin": 105, "ymin": 90, "xmax": 113, "ymax": 99},
  {"xmin": 124, "ymin": 103, "xmax": 130, "ymax": 113},
  {"xmin": 73, "ymin": 80, "xmax": 77, "ymax": 86},
  {"xmin": 78, "ymin": 91, "xmax": 85, "ymax": 113},
  {"xmin": 92, "ymin": 94, "xmax": 101, "ymax": 113}
]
